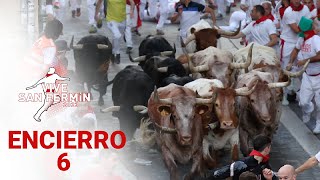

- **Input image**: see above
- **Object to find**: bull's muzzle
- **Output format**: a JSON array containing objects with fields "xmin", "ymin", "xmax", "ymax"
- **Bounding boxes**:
[
  {"xmin": 220, "ymin": 121, "xmax": 235, "ymax": 129},
  {"xmin": 180, "ymin": 135, "xmax": 192, "ymax": 145}
]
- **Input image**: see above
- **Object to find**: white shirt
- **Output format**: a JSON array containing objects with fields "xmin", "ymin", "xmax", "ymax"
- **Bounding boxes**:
[
  {"xmin": 230, "ymin": 10, "xmax": 247, "ymax": 30},
  {"xmin": 193, "ymin": 0, "xmax": 206, "ymax": 5},
  {"xmin": 315, "ymin": 151, "xmax": 320, "ymax": 162},
  {"xmin": 280, "ymin": 5, "xmax": 311, "ymax": 43},
  {"xmin": 240, "ymin": 0, "xmax": 265, "ymax": 22},
  {"xmin": 296, "ymin": 35, "xmax": 320, "ymax": 75},
  {"xmin": 43, "ymin": 47, "xmax": 57, "ymax": 66},
  {"xmin": 242, "ymin": 19, "xmax": 277, "ymax": 49},
  {"xmin": 311, "ymin": 8, "xmax": 317, "ymax": 19}
]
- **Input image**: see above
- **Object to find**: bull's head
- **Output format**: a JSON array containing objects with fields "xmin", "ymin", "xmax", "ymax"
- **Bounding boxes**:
[
  {"xmin": 186, "ymin": 44, "xmax": 253, "ymax": 87},
  {"xmin": 213, "ymin": 82, "xmax": 258, "ymax": 129},
  {"xmin": 152, "ymin": 86, "xmax": 211, "ymax": 146},
  {"xmin": 180, "ymin": 22, "xmax": 241, "ymax": 52}
]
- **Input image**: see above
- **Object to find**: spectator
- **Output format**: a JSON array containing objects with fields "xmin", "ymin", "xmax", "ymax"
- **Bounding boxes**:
[
  {"xmin": 208, "ymin": 135, "xmax": 276, "ymax": 180},
  {"xmin": 239, "ymin": 171, "xmax": 259, "ymax": 180},
  {"xmin": 295, "ymin": 150, "xmax": 320, "ymax": 174},
  {"xmin": 95, "ymin": 0, "xmax": 135, "ymax": 64},
  {"xmin": 286, "ymin": 16, "xmax": 320, "ymax": 134},
  {"xmin": 223, "ymin": 5, "xmax": 279, "ymax": 51}
]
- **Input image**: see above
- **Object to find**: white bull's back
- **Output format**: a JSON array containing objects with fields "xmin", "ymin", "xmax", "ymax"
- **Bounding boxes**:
[
  {"xmin": 184, "ymin": 78, "xmax": 224, "ymax": 97},
  {"xmin": 233, "ymin": 43, "xmax": 280, "ymax": 73}
]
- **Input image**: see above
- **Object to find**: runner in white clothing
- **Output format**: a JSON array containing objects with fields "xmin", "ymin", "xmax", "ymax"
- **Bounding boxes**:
[
  {"xmin": 280, "ymin": 0, "xmax": 311, "ymax": 105},
  {"xmin": 222, "ymin": 5, "xmax": 278, "ymax": 50},
  {"xmin": 303, "ymin": 0, "xmax": 317, "ymax": 18},
  {"xmin": 220, "ymin": 9, "xmax": 247, "ymax": 31},
  {"xmin": 286, "ymin": 17, "xmax": 320, "ymax": 133}
]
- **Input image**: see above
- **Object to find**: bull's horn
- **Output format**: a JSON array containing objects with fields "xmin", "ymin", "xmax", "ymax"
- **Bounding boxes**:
[
  {"xmin": 189, "ymin": 60, "xmax": 209, "ymax": 73},
  {"xmin": 154, "ymin": 122, "xmax": 177, "ymax": 133},
  {"xmin": 230, "ymin": 43, "xmax": 253, "ymax": 69},
  {"xmin": 182, "ymin": 34, "xmax": 196, "ymax": 47},
  {"xmin": 153, "ymin": 86, "xmax": 173, "ymax": 104},
  {"xmin": 160, "ymin": 51, "xmax": 173, "ymax": 56},
  {"xmin": 172, "ymin": 43, "xmax": 176, "ymax": 55},
  {"xmin": 217, "ymin": 22, "xmax": 241, "ymax": 36},
  {"xmin": 235, "ymin": 80, "xmax": 258, "ymax": 96},
  {"xmin": 158, "ymin": 67, "xmax": 168, "ymax": 73},
  {"xmin": 101, "ymin": 106, "xmax": 120, "ymax": 113},
  {"xmin": 268, "ymin": 77, "xmax": 291, "ymax": 89},
  {"xmin": 282, "ymin": 59, "xmax": 310, "ymax": 77},
  {"xmin": 129, "ymin": 53, "xmax": 147, "ymax": 62},
  {"xmin": 133, "ymin": 105, "xmax": 148, "ymax": 114},
  {"xmin": 70, "ymin": 36, "xmax": 83, "ymax": 50},
  {"xmin": 97, "ymin": 44, "xmax": 109, "ymax": 49},
  {"xmin": 196, "ymin": 98, "xmax": 213, "ymax": 104}
]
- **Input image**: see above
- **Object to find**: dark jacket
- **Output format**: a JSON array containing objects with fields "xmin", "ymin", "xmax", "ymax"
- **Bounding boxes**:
[{"xmin": 209, "ymin": 156, "xmax": 278, "ymax": 180}]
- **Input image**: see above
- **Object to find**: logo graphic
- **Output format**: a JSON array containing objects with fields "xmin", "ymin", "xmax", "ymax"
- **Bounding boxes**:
[{"xmin": 20, "ymin": 67, "xmax": 91, "ymax": 122}]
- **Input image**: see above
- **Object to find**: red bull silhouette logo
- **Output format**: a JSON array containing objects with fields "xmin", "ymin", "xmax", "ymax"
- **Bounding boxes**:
[{"xmin": 18, "ymin": 67, "xmax": 91, "ymax": 122}]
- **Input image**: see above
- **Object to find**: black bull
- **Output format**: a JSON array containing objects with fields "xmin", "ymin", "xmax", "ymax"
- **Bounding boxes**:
[
  {"xmin": 101, "ymin": 65, "xmax": 155, "ymax": 140},
  {"xmin": 70, "ymin": 35, "xmax": 113, "ymax": 106}
]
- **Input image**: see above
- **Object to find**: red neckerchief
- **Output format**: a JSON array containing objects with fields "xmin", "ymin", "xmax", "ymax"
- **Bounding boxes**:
[
  {"xmin": 304, "ymin": 30, "xmax": 316, "ymax": 41},
  {"xmin": 310, "ymin": 4, "xmax": 316, "ymax": 11},
  {"xmin": 249, "ymin": 150, "xmax": 270, "ymax": 163},
  {"xmin": 253, "ymin": 16, "xmax": 269, "ymax": 26},
  {"xmin": 290, "ymin": 3, "xmax": 304, "ymax": 11},
  {"xmin": 279, "ymin": 6, "xmax": 287, "ymax": 19},
  {"xmin": 77, "ymin": 106, "xmax": 94, "ymax": 118},
  {"xmin": 46, "ymin": 73, "xmax": 53, "ymax": 77},
  {"xmin": 267, "ymin": 13, "xmax": 275, "ymax": 21}
]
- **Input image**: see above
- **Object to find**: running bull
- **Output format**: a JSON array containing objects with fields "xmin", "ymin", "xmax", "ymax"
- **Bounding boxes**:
[
  {"xmin": 101, "ymin": 65, "xmax": 155, "ymax": 140},
  {"xmin": 184, "ymin": 78, "xmax": 257, "ymax": 167},
  {"xmin": 70, "ymin": 35, "xmax": 112, "ymax": 106},
  {"xmin": 147, "ymin": 84, "xmax": 213, "ymax": 180},
  {"xmin": 180, "ymin": 21, "xmax": 241, "ymax": 53},
  {"xmin": 236, "ymin": 63, "xmax": 309, "ymax": 156}
]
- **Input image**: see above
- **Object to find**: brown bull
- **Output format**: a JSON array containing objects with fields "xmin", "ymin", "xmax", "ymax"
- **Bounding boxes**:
[
  {"xmin": 148, "ymin": 84, "xmax": 212, "ymax": 180},
  {"xmin": 235, "ymin": 65, "xmax": 309, "ymax": 156},
  {"xmin": 180, "ymin": 23, "xmax": 241, "ymax": 52},
  {"xmin": 184, "ymin": 78, "xmax": 258, "ymax": 168}
]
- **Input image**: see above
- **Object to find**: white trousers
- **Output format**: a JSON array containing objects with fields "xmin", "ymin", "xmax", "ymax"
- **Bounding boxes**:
[
  {"xmin": 107, "ymin": 20, "xmax": 131, "ymax": 54},
  {"xmin": 217, "ymin": 0, "xmax": 233, "ymax": 16},
  {"xmin": 140, "ymin": 0, "xmax": 147, "ymax": 20},
  {"xmin": 87, "ymin": 0, "xmax": 96, "ymax": 25},
  {"xmin": 148, "ymin": 0, "xmax": 168, "ymax": 30},
  {"xmin": 70, "ymin": 0, "xmax": 81, "ymax": 11},
  {"xmin": 280, "ymin": 40, "xmax": 300, "ymax": 93},
  {"xmin": 299, "ymin": 73, "xmax": 320, "ymax": 122}
]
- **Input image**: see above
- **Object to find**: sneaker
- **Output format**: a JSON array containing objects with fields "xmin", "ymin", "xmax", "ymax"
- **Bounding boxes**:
[
  {"xmin": 126, "ymin": 47, "xmax": 133, "ymax": 54},
  {"xmin": 72, "ymin": 10, "xmax": 76, "ymax": 18},
  {"xmin": 76, "ymin": 8, "xmax": 81, "ymax": 17},
  {"xmin": 313, "ymin": 123, "xmax": 320, "ymax": 134},
  {"xmin": 216, "ymin": 14, "xmax": 223, "ymax": 20},
  {"xmin": 156, "ymin": 29, "xmax": 165, "ymax": 35},
  {"xmin": 226, "ymin": 6, "xmax": 231, "ymax": 14},
  {"xmin": 89, "ymin": 25, "xmax": 97, "ymax": 33},
  {"xmin": 97, "ymin": 18, "xmax": 103, "ymax": 28},
  {"xmin": 282, "ymin": 98, "xmax": 289, "ymax": 106},
  {"xmin": 111, "ymin": 54, "xmax": 115, "ymax": 64},
  {"xmin": 302, "ymin": 114, "xmax": 311, "ymax": 123},
  {"xmin": 114, "ymin": 54, "xmax": 120, "ymax": 64}
]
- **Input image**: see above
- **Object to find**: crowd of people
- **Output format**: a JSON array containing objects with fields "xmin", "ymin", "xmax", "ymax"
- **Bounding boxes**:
[{"xmin": 24, "ymin": 0, "xmax": 320, "ymax": 179}]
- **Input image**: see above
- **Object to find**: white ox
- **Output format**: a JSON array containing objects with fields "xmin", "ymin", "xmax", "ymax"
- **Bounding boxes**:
[{"xmin": 187, "ymin": 45, "xmax": 252, "ymax": 87}]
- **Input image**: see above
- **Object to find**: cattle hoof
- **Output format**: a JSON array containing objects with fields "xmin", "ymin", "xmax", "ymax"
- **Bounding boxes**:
[{"xmin": 98, "ymin": 99, "xmax": 104, "ymax": 106}]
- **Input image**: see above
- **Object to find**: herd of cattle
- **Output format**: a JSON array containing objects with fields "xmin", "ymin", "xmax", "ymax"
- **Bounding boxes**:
[{"xmin": 69, "ymin": 20, "xmax": 310, "ymax": 180}]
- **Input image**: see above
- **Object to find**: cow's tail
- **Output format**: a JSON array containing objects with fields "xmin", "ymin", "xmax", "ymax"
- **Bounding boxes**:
[
  {"xmin": 134, "ymin": 117, "xmax": 156, "ymax": 148},
  {"xmin": 92, "ymin": 79, "xmax": 114, "ymax": 91}
]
